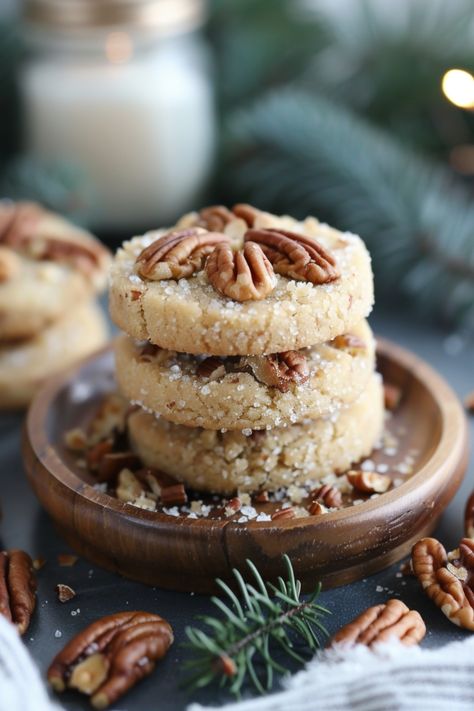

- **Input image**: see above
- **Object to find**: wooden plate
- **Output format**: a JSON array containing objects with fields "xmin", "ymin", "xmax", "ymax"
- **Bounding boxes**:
[{"xmin": 23, "ymin": 339, "xmax": 468, "ymax": 593}]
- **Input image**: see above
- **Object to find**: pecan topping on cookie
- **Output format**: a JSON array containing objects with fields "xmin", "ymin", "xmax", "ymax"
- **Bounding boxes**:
[
  {"xmin": 245, "ymin": 228, "xmax": 339, "ymax": 284},
  {"xmin": 136, "ymin": 229, "xmax": 230, "ymax": 281},
  {"xmin": 465, "ymin": 492, "xmax": 474, "ymax": 538},
  {"xmin": 412, "ymin": 537, "xmax": 474, "ymax": 630},
  {"xmin": 48, "ymin": 611, "xmax": 173, "ymax": 708},
  {"xmin": 347, "ymin": 470, "xmax": 391, "ymax": 494},
  {"xmin": 0, "ymin": 201, "xmax": 107, "ymax": 277},
  {"xmin": 241, "ymin": 350, "xmax": 309, "ymax": 392},
  {"xmin": 232, "ymin": 203, "xmax": 261, "ymax": 226},
  {"xmin": 198, "ymin": 205, "xmax": 235, "ymax": 231},
  {"xmin": 206, "ymin": 241, "xmax": 276, "ymax": 301},
  {"xmin": 329, "ymin": 599, "xmax": 426, "ymax": 648},
  {"xmin": 0, "ymin": 549, "xmax": 37, "ymax": 634}
]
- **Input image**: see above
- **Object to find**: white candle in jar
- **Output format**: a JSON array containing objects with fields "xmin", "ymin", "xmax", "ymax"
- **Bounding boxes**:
[{"xmin": 21, "ymin": 1, "xmax": 215, "ymax": 232}]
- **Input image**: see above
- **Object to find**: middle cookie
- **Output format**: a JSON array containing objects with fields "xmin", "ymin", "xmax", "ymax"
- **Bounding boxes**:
[{"xmin": 114, "ymin": 319, "xmax": 375, "ymax": 430}]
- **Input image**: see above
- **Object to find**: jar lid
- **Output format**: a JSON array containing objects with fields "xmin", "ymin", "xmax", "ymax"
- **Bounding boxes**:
[{"xmin": 24, "ymin": 0, "xmax": 207, "ymax": 34}]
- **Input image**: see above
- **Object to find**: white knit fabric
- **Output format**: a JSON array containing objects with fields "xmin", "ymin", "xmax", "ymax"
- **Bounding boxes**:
[
  {"xmin": 0, "ymin": 615, "xmax": 62, "ymax": 711},
  {"xmin": 1, "ymin": 612, "xmax": 473, "ymax": 711},
  {"xmin": 189, "ymin": 636, "xmax": 474, "ymax": 711}
]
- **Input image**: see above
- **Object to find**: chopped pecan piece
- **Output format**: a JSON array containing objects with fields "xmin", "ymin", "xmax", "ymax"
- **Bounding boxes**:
[
  {"xmin": 308, "ymin": 501, "xmax": 328, "ymax": 516},
  {"xmin": 47, "ymin": 611, "xmax": 173, "ymax": 708},
  {"xmin": 241, "ymin": 351, "xmax": 309, "ymax": 392},
  {"xmin": 329, "ymin": 599, "xmax": 425, "ymax": 648},
  {"xmin": 384, "ymin": 382, "xmax": 402, "ymax": 411},
  {"xmin": 136, "ymin": 229, "xmax": 230, "ymax": 281},
  {"xmin": 86, "ymin": 439, "xmax": 114, "ymax": 472},
  {"xmin": 97, "ymin": 452, "xmax": 141, "ymax": 483},
  {"xmin": 206, "ymin": 241, "xmax": 276, "ymax": 301},
  {"xmin": 160, "ymin": 483, "xmax": 187, "ymax": 507},
  {"xmin": 87, "ymin": 394, "xmax": 129, "ymax": 445},
  {"xmin": 310, "ymin": 484, "xmax": 342, "ymax": 509},
  {"xmin": 116, "ymin": 469, "xmax": 144, "ymax": 503},
  {"xmin": 56, "ymin": 583, "xmax": 76, "ymax": 603},
  {"xmin": 197, "ymin": 356, "xmax": 226, "ymax": 380},
  {"xmin": 465, "ymin": 491, "xmax": 474, "ymax": 538},
  {"xmin": 330, "ymin": 333, "xmax": 366, "ymax": 355},
  {"xmin": 245, "ymin": 228, "xmax": 339, "ymax": 285},
  {"xmin": 412, "ymin": 537, "xmax": 474, "ymax": 630},
  {"xmin": 0, "ymin": 549, "xmax": 36, "ymax": 634},
  {"xmin": 347, "ymin": 470, "xmax": 391, "ymax": 494},
  {"xmin": 271, "ymin": 507, "xmax": 296, "ymax": 521}
]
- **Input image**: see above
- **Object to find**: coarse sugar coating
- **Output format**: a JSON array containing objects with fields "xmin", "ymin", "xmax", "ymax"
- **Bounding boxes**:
[
  {"xmin": 109, "ymin": 210, "xmax": 374, "ymax": 355},
  {"xmin": 0, "ymin": 302, "xmax": 108, "ymax": 409},
  {"xmin": 115, "ymin": 320, "xmax": 375, "ymax": 430},
  {"xmin": 128, "ymin": 373, "xmax": 384, "ymax": 495}
]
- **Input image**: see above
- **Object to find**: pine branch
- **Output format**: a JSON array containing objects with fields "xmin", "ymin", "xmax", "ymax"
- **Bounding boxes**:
[
  {"xmin": 183, "ymin": 555, "xmax": 329, "ymax": 696},
  {"xmin": 223, "ymin": 89, "xmax": 474, "ymax": 330}
]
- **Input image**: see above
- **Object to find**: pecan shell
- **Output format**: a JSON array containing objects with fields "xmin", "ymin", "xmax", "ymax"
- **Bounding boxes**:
[
  {"xmin": 48, "ymin": 611, "xmax": 173, "ymax": 708},
  {"xmin": 245, "ymin": 228, "xmax": 339, "ymax": 284},
  {"xmin": 240, "ymin": 350, "xmax": 309, "ymax": 392},
  {"xmin": 412, "ymin": 537, "xmax": 474, "ymax": 630},
  {"xmin": 136, "ymin": 229, "xmax": 230, "ymax": 281},
  {"xmin": 206, "ymin": 241, "xmax": 276, "ymax": 301},
  {"xmin": 0, "ymin": 549, "xmax": 37, "ymax": 634},
  {"xmin": 329, "ymin": 599, "xmax": 426, "ymax": 648}
]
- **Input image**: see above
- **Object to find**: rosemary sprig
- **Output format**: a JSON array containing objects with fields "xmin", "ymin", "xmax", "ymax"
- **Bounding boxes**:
[{"xmin": 184, "ymin": 555, "xmax": 330, "ymax": 696}]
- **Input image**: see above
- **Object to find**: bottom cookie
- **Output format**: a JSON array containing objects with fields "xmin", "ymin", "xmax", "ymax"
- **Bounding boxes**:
[
  {"xmin": 128, "ymin": 373, "xmax": 384, "ymax": 495},
  {"xmin": 0, "ymin": 302, "xmax": 108, "ymax": 409}
]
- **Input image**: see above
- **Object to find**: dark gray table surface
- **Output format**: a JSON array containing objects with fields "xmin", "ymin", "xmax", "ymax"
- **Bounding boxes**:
[{"xmin": 1, "ymin": 306, "xmax": 473, "ymax": 711}]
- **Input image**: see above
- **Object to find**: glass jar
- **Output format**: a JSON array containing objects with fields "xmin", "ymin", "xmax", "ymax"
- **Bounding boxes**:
[{"xmin": 21, "ymin": 0, "xmax": 215, "ymax": 233}]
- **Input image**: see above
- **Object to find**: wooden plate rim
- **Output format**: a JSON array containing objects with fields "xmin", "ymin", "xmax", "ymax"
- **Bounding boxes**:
[{"xmin": 25, "ymin": 337, "xmax": 468, "ymax": 530}]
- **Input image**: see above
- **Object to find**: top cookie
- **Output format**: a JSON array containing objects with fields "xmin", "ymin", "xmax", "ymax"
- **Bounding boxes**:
[
  {"xmin": 109, "ymin": 205, "xmax": 373, "ymax": 355},
  {"xmin": 0, "ymin": 201, "xmax": 111, "ymax": 341}
]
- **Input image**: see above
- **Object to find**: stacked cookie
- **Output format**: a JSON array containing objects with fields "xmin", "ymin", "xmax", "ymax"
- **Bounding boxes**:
[
  {"xmin": 0, "ymin": 201, "xmax": 110, "ymax": 408},
  {"xmin": 110, "ymin": 204, "xmax": 381, "ymax": 496}
]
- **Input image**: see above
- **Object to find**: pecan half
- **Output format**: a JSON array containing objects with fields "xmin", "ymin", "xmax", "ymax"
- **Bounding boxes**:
[
  {"xmin": 271, "ymin": 507, "xmax": 296, "ymax": 521},
  {"xmin": 308, "ymin": 501, "xmax": 328, "ymax": 516},
  {"xmin": 310, "ymin": 484, "xmax": 342, "ymax": 509},
  {"xmin": 0, "ymin": 549, "xmax": 37, "ymax": 634},
  {"xmin": 232, "ymin": 203, "xmax": 260, "ymax": 226},
  {"xmin": 245, "ymin": 228, "xmax": 339, "ymax": 285},
  {"xmin": 206, "ymin": 241, "xmax": 276, "ymax": 301},
  {"xmin": 465, "ymin": 492, "xmax": 474, "ymax": 538},
  {"xmin": 412, "ymin": 537, "xmax": 474, "ymax": 630},
  {"xmin": 329, "ymin": 599, "xmax": 425, "ymax": 648},
  {"xmin": 347, "ymin": 470, "xmax": 391, "ymax": 494},
  {"xmin": 198, "ymin": 205, "xmax": 234, "ymax": 231},
  {"xmin": 136, "ymin": 229, "xmax": 230, "ymax": 281},
  {"xmin": 464, "ymin": 391, "xmax": 474, "ymax": 414},
  {"xmin": 240, "ymin": 351, "xmax": 309, "ymax": 392},
  {"xmin": 47, "ymin": 611, "xmax": 173, "ymax": 708}
]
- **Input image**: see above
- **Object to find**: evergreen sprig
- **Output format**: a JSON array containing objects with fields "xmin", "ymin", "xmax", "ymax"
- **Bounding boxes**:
[
  {"xmin": 223, "ymin": 89, "xmax": 474, "ymax": 330},
  {"xmin": 184, "ymin": 555, "xmax": 329, "ymax": 696}
]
